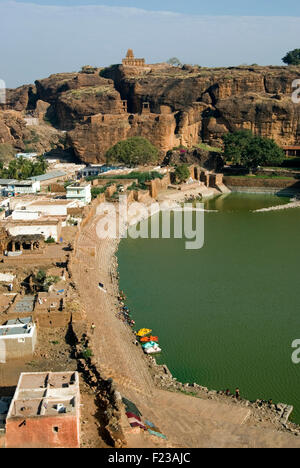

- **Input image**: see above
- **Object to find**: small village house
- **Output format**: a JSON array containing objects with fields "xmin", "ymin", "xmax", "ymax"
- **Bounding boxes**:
[
  {"xmin": 0, "ymin": 317, "xmax": 37, "ymax": 363},
  {"xmin": 15, "ymin": 153, "xmax": 38, "ymax": 160},
  {"xmin": 5, "ymin": 371, "xmax": 80, "ymax": 448},
  {"xmin": 0, "ymin": 216, "xmax": 62, "ymax": 243},
  {"xmin": 0, "ymin": 179, "xmax": 40, "ymax": 196},
  {"xmin": 12, "ymin": 198, "xmax": 78, "ymax": 217},
  {"xmin": 66, "ymin": 182, "xmax": 91, "ymax": 204}
]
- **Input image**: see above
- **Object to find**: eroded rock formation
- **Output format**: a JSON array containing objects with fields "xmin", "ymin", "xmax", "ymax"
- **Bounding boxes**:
[{"xmin": 1, "ymin": 64, "xmax": 300, "ymax": 163}]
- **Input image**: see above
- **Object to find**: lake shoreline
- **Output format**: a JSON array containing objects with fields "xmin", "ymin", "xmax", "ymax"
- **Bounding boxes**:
[
  {"xmin": 71, "ymin": 191, "xmax": 300, "ymax": 445},
  {"xmin": 115, "ymin": 193, "xmax": 300, "ymax": 435}
]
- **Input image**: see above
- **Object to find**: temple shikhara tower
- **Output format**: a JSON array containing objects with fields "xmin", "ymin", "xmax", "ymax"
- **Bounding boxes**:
[{"xmin": 122, "ymin": 49, "xmax": 146, "ymax": 67}]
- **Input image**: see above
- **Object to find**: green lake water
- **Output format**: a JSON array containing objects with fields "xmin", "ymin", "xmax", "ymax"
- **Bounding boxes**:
[{"xmin": 118, "ymin": 193, "xmax": 300, "ymax": 422}]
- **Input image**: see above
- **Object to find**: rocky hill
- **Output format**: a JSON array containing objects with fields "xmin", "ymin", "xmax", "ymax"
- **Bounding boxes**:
[{"xmin": 1, "ymin": 63, "xmax": 300, "ymax": 164}]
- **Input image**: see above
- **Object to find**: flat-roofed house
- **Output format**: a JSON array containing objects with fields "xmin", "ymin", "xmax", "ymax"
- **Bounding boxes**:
[
  {"xmin": 13, "ymin": 199, "xmax": 77, "ymax": 218},
  {"xmin": 15, "ymin": 153, "xmax": 38, "ymax": 160},
  {"xmin": 5, "ymin": 371, "xmax": 80, "ymax": 448},
  {"xmin": 66, "ymin": 182, "xmax": 91, "ymax": 205},
  {"xmin": 14, "ymin": 180, "xmax": 40, "ymax": 195},
  {"xmin": 12, "ymin": 210, "xmax": 40, "ymax": 221},
  {"xmin": 0, "ymin": 317, "xmax": 37, "ymax": 363},
  {"xmin": 0, "ymin": 179, "xmax": 40, "ymax": 196},
  {"xmin": 1, "ymin": 216, "xmax": 63, "ymax": 242}
]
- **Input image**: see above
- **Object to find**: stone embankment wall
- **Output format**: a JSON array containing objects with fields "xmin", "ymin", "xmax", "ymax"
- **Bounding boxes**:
[
  {"xmin": 91, "ymin": 178, "xmax": 139, "ymax": 188},
  {"xmin": 147, "ymin": 356, "xmax": 300, "ymax": 436},
  {"xmin": 224, "ymin": 176, "xmax": 300, "ymax": 194},
  {"xmin": 71, "ymin": 327, "xmax": 127, "ymax": 448},
  {"xmin": 68, "ymin": 193, "xmax": 106, "ymax": 268}
]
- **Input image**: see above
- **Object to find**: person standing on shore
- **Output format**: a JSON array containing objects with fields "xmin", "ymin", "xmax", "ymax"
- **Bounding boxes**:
[
  {"xmin": 91, "ymin": 323, "xmax": 96, "ymax": 335},
  {"xmin": 235, "ymin": 388, "xmax": 240, "ymax": 400}
]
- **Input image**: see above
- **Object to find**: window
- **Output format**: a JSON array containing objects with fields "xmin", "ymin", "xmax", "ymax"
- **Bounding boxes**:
[{"xmin": 53, "ymin": 426, "xmax": 59, "ymax": 433}]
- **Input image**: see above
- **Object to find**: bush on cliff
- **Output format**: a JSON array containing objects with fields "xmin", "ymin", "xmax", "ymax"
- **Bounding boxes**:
[
  {"xmin": 223, "ymin": 130, "xmax": 285, "ymax": 170},
  {"xmin": 106, "ymin": 137, "xmax": 159, "ymax": 167},
  {"xmin": 282, "ymin": 49, "xmax": 300, "ymax": 65},
  {"xmin": 167, "ymin": 57, "xmax": 183, "ymax": 67}
]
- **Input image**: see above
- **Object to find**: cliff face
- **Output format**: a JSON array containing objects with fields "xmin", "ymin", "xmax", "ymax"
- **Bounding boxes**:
[
  {"xmin": 2, "ymin": 65, "xmax": 300, "ymax": 163},
  {"xmin": 107, "ymin": 65, "xmax": 300, "ymax": 148},
  {"xmin": 67, "ymin": 112, "xmax": 177, "ymax": 164},
  {"xmin": 0, "ymin": 109, "xmax": 66, "ymax": 154},
  {"xmin": 0, "ymin": 110, "xmax": 30, "ymax": 149}
]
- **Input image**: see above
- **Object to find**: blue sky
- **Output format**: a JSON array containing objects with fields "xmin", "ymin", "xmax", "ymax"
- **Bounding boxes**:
[
  {"xmin": 1, "ymin": 1, "xmax": 300, "ymax": 88},
  {"xmin": 12, "ymin": 0, "xmax": 300, "ymax": 16}
]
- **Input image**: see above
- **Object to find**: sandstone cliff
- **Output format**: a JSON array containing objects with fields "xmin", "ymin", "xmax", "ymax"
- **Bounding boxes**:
[
  {"xmin": 1, "ymin": 64, "xmax": 300, "ymax": 163},
  {"xmin": 0, "ymin": 109, "xmax": 67, "ymax": 155}
]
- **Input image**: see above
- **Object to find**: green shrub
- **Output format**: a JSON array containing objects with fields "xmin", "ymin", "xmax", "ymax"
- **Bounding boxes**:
[
  {"xmin": 91, "ymin": 186, "xmax": 107, "ymax": 199},
  {"xmin": 82, "ymin": 348, "xmax": 93, "ymax": 360},
  {"xmin": 106, "ymin": 137, "xmax": 159, "ymax": 166},
  {"xmin": 45, "ymin": 236, "xmax": 55, "ymax": 244},
  {"xmin": 174, "ymin": 164, "xmax": 190, "ymax": 183}
]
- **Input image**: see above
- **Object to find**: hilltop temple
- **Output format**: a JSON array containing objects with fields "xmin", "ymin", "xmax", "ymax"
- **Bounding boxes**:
[{"xmin": 122, "ymin": 49, "xmax": 146, "ymax": 67}]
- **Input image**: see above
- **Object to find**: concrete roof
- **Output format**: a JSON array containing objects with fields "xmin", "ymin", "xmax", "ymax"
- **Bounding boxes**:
[
  {"xmin": 6, "ymin": 317, "xmax": 32, "ymax": 326},
  {"xmin": 0, "ymin": 179, "xmax": 37, "ymax": 187},
  {"xmin": 29, "ymin": 171, "xmax": 67, "ymax": 182},
  {"xmin": 14, "ymin": 181, "xmax": 37, "ymax": 187},
  {"xmin": 0, "ymin": 325, "xmax": 31, "ymax": 336},
  {"xmin": 0, "ymin": 316, "xmax": 34, "ymax": 337},
  {"xmin": 12, "ymin": 297, "xmax": 35, "ymax": 314},
  {"xmin": 7, "ymin": 372, "xmax": 80, "ymax": 419}
]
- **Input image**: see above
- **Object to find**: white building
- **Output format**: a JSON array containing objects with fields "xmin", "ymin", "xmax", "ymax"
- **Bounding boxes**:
[
  {"xmin": 12, "ymin": 210, "xmax": 40, "ymax": 221},
  {"xmin": 66, "ymin": 182, "xmax": 91, "ymax": 205},
  {"xmin": 2, "ymin": 217, "xmax": 62, "ymax": 242},
  {"xmin": 13, "ymin": 199, "xmax": 78, "ymax": 217},
  {"xmin": 15, "ymin": 153, "xmax": 38, "ymax": 160},
  {"xmin": 14, "ymin": 181, "xmax": 40, "ymax": 195},
  {"xmin": 0, "ymin": 317, "xmax": 37, "ymax": 363},
  {"xmin": 0, "ymin": 180, "xmax": 40, "ymax": 196}
]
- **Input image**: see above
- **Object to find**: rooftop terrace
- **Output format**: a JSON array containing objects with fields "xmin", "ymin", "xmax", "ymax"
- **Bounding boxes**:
[
  {"xmin": 0, "ymin": 316, "xmax": 34, "ymax": 337},
  {"xmin": 7, "ymin": 372, "xmax": 79, "ymax": 419}
]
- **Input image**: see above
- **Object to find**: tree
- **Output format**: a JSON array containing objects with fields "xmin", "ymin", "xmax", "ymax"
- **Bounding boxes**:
[
  {"xmin": 222, "ymin": 130, "xmax": 285, "ymax": 170},
  {"xmin": 106, "ymin": 137, "xmax": 159, "ymax": 167},
  {"xmin": 167, "ymin": 57, "xmax": 182, "ymax": 67},
  {"xmin": 222, "ymin": 130, "xmax": 254, "ymax": 166},
  {"xmin": 174, "ymin": 164, "xmax": 190, "ymax": 183},
  {"xmin": 34, "ymin": 155, "xmax": 48, "ymax": 175},
  {"xmin": 0, "ymin": 155, "xmax": 48, "ymax": 180},
  {"xmin": 282, "ymin": 49, "xmax": 300, "ymax": 66}
]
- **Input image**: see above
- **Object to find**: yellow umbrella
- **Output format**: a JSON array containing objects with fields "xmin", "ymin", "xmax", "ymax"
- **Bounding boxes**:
[{"xmin": 136, "ymin": 328, "xmax": 152, "ymax": 337}]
